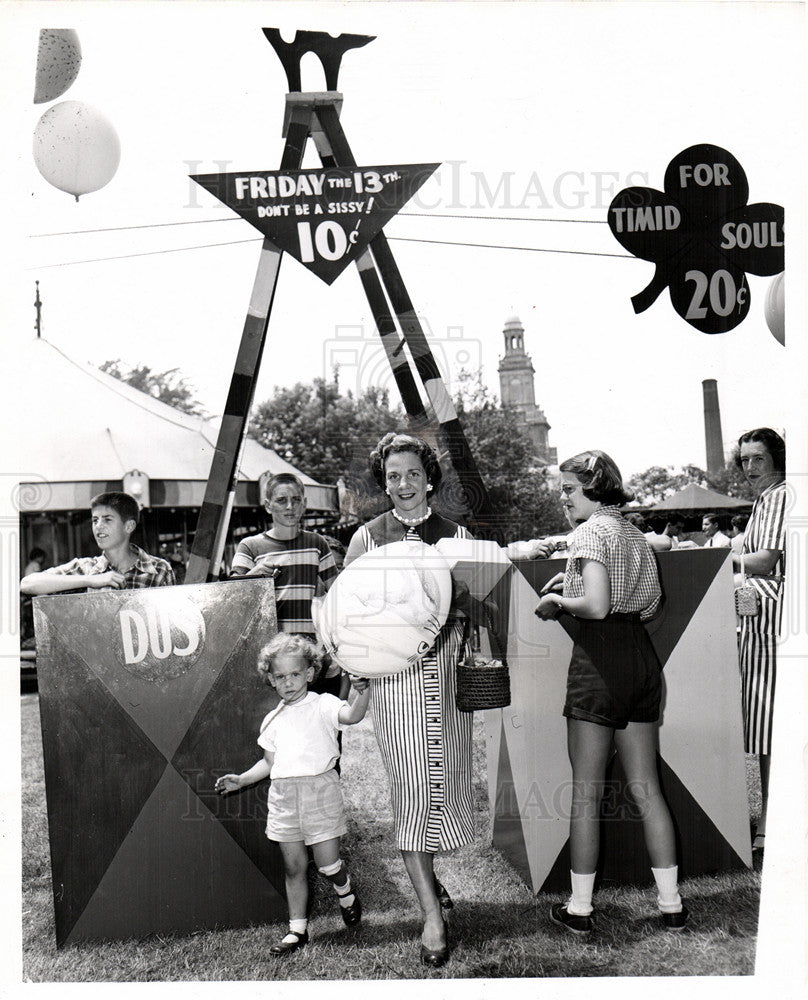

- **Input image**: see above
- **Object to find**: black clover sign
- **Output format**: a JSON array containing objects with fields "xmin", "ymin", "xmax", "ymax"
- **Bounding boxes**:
[{"xmin": 608, "ymin": 144, "xmax": 784, "ymax": 334}]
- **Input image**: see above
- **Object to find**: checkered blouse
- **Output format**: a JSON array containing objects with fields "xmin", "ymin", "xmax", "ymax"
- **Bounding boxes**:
[{"xmin": 563, "ymin": 506, "xmax": 661, "ymax": 620}]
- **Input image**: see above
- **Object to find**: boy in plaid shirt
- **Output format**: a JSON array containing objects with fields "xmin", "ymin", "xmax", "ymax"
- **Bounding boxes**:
[{"xmin": 21, "ymin": 491, "xmax": 175, "ymax": 596}]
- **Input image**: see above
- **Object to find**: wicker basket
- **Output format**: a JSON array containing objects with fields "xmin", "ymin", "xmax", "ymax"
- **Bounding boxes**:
[{"xmin": 456, "ymin": 656, "xmax": 511, "ymax": 712}]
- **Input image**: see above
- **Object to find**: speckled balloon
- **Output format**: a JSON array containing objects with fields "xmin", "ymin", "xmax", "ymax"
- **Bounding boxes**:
[
  {"xmin": 764, "ymin": 271, "xmax": 785, "ymax": 346},
  {"xmin": 33, "ymin": 101, "xmax": 121, "ymax": 200},
  {"xmin": 34, "ymin": 28, "xmax": 82, "ymax": 104}
]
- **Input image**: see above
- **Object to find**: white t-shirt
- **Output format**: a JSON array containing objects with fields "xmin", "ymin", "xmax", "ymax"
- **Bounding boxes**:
[{"xmin": 257, "ymin": 691, "xmax": 344, "ymax": 778}]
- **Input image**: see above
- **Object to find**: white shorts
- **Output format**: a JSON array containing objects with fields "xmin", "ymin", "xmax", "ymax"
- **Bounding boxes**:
[{"xmin": 265, "ymin": 769, "xmax": 346, "ymax": 846}]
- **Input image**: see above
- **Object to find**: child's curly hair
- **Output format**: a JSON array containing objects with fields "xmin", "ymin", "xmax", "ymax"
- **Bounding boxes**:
[{"xmin": 257, "ymin": 632, "xmax": 322, "ymax": 684}]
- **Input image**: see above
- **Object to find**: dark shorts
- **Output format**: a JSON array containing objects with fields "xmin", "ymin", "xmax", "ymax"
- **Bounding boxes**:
[{"xmin": 561, "ymin": 614, "xmax": 661, "ymax": 729}]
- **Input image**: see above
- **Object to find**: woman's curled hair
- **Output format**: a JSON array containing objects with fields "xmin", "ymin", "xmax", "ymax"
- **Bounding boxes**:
[
  {"xmin": 559, "ymin": 450, "xmax": 634, "ymax": 505},
  {"xmin": 369, "ymin": 433, "xmax": 443, "ymax": 491}
]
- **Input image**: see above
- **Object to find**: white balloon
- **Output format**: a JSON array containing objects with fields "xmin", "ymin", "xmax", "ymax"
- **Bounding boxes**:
[
  {"xmin": 34, "ymin": 29, "xmax": 82, "ymax": 104},
  {"xmin": 33, "ymin": 101, "xmax": 121, "ymax": 201},
  {"xmin": 317, "ymin": 541, "xmax": 453, "ymax": 677},
  {"xmin": 764, "ymin": 271, "xmax": 784, "ymax": 346}
]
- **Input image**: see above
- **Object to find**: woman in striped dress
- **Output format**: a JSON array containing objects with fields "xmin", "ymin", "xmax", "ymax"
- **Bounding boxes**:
[
  {"xmin": 732, "ymin": 428, "xmax": 786, "ymax": 852},
  {"xmin": 344, "ymin": 433, "xmax": 478, "ymax": 968}
]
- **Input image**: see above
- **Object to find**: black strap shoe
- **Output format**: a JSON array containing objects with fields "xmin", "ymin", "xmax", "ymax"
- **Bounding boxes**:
[
  {"xmin": 269, "ymin": 929, "xmax": 309, "ymax": 955},
  {"xmin": 550, "ymin": 902, "xmax": 593, "ymax": 936},
  {"xmin": 661, "ymin": 906, "xmax": 689, "ymax": 931},
  {"xmin": 340, "ymin": 895, "xmax": 362, "ymax": 927}
]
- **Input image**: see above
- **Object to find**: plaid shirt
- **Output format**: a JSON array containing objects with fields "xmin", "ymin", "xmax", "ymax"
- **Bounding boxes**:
[
  {"xmin": 49, "ymin": 544, "xmax": 176, "ymax": 590},
  {"xmin": 564, "ymin": 506, "xmax": 661, "ymax": 620}
]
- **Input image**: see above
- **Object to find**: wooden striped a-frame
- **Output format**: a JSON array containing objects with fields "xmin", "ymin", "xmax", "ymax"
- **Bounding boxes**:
[{"xmin": 186, "ymin": 30, "xmax": 497, "ymax": 583}]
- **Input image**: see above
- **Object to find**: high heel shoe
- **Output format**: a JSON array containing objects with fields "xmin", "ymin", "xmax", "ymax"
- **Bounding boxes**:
[
  {"xmin": 420, "ymin": 917, "xmax": 449, "ymax": 968},
  {"xmin": 433, "ymin": 877, "xmax": 454, "ymax": 910}
]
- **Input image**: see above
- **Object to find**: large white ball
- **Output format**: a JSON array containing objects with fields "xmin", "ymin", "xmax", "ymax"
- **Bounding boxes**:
[
  {"xmin": 764, "ymin": 271, "xmax": 784, "ymax": 346},
  {"xmin": 33, "ymin": 101, "xmax": 121, "ymax": 200},
  {"xmin": 317, "ymin": 541, "xmax": 453, "ymax": 677},
  {"xmin": 34, "ymin": 29, "xmax": 82, "ymax": 103}
]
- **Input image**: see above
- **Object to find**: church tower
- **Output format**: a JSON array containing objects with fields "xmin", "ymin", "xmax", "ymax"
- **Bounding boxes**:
[{"xmin": 497, "ymin": 316, "xmax": 556, "ymax": 466}]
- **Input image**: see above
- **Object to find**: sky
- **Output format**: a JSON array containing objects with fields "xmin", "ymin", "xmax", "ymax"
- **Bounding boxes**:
[
  {"xmin": 4, "ymin": 0, "xmax": 805, "ymax": 482},
  {"xmin": 2, "ymin": 2, "xmax": 807, "ymax": 997}
]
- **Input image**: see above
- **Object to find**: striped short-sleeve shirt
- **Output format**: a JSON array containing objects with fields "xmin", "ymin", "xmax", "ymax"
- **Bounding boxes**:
[
  {"xmin": 564, "ymin": 506, "xmax": 661, "ymax": 620},
  {"xmin": 231, "ymin": 529, "xmax": 337, "ymax": 635},
  {"xmin": 742, "ymin": 479, "xmax": 787, "ymax": 635}
]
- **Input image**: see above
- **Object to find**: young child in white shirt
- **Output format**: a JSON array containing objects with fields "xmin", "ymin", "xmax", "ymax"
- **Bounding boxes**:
[{"xmin": 215, "ymin": 632, "xmax": 370, "ymax": 955}]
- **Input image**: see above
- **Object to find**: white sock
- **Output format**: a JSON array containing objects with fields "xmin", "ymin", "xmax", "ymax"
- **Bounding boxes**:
[
  {"xmin": 652, "ymin": 865, "xmax": 682, "ymax": 913},
  {"xmin": 288, "ymin": 918, "xmax": 308, "ymax": 937},
  {"xmin": 567, "ymin": 871, "xmax": 596, "ymax": 916},
  {"xmin": 335, "ymin": 876, "xmax": 355, "ymax": 908}
]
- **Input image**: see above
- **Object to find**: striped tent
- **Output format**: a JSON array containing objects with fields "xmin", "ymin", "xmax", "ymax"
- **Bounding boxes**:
[{"xmin": 19, "ymin": 337, "xmax": 337, "ymax": 514}]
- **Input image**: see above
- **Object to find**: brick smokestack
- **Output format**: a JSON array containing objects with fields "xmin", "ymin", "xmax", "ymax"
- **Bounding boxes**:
[{"xmin": 702, "ymin": 379, "xmax": 725, "ymax": 475}]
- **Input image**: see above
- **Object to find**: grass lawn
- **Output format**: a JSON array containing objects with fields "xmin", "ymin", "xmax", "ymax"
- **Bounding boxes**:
[{"xmin": 20, "ymin": 692, "xmax": 762, "ymax": 982}]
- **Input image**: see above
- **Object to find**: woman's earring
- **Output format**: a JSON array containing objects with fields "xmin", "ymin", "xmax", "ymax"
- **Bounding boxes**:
[{"xmin": 426, "ymin": 484, "xmax": 433, "ymax": 492}]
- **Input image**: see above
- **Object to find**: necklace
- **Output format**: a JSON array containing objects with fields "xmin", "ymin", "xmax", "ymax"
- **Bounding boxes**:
[{"xmin": 392, "ymin": 506, "xmax": 432, "ymax": 527}]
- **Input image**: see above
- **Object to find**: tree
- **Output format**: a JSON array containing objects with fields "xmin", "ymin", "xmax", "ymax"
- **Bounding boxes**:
[
  {"xmin": 627, "ymin": 462, "xmax": 754, "ymax": 505},
  {"xmin": 627, "ymin": 465, "xmax": 708, "ymax": 506},
  {"xmin": 249, "ymin": 372, "xmax": 568, "ymax": 538},
  {"xmin": 705, "ymin": 461, "xmax": 755, "ymax": 502},
  {"xmin": 249, "ymin": 379, "xmax": 403, "ymax": 485},
  {"xmin": 100, "ymin": 359, "xmax": 206, "ymax": 416},
  {"xmin": 452, "ymin": 370, "xmax": 569, "ymax": 541}
]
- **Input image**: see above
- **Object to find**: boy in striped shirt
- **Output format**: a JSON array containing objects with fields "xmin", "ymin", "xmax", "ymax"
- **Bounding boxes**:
[{"xmin": 230, "ymin": 473, "xmax": 342, "ymax": 697}]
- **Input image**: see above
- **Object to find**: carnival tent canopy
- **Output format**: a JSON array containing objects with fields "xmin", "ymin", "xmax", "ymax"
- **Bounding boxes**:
[
  {"xmin": 20, "ymin": 337, "xmax": 337, "ymax": 512},
  {"xmin": 649, "ymin": 483, "xmax": 751, "ymax": 513}
]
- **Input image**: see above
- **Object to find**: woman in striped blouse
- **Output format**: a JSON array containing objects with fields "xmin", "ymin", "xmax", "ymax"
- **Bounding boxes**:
[
  {"xmin": 344, "ymin": 433, "xmax": 480, "ymax": 968},
  {"xmin": 731, "ymin": 428, "xmax": 786, "ymax": 852}
]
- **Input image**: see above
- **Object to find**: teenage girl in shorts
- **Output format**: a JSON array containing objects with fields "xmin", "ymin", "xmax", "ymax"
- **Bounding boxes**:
[{"xmin": 534, "ymin": 450, "xmax": 688, "ymax": 935}]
